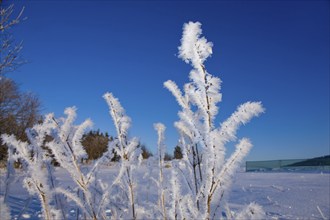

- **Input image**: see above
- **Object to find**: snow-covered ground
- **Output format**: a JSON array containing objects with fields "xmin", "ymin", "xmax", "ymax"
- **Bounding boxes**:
[
  {"xmin": 1, "ymin": 166, "xmax": 329, "ymax": 219},
  {"xmin": 229, "ymin": 172, "xmax": 330, "ymax": 219}
]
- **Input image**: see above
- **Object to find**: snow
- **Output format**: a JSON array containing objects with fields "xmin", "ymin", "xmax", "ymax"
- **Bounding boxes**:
[
  {"xmin": 229, "ymin": 172, "xmax": 330, "ymax": 219},
  {"xmin": 1, "ymin": 166, "xmax": 329, "ymax": 219}
]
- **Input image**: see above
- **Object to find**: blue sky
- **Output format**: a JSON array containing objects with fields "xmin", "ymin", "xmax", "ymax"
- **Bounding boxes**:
[{"xmin": 7, "ymin": 0, "xmax": 329, "ymax": 161}]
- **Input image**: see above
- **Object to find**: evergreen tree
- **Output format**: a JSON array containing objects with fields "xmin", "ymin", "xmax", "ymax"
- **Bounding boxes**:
[
  {"xmin": 140, "ymin": 144, "xmax": 153, "ymax": 159},
  {"xmin": 164, "ymin": 153, "xmax": 172, "ymax": 161},
  {"xmin": 81, "ymin": 130, "xmax": 113, "ymax": 161},
  {"xmin": 173, "ymin": 145, "xmax": 183, "ymax": 159}
]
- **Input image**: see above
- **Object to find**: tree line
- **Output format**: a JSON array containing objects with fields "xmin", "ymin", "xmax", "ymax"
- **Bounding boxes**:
[
  {"xmin": 80, "ymin": 130, "xmax": 183, "ymax": 163},
  {"xmin": 0, "ymin": 110, "xmax": 183, "ymax": 164}
]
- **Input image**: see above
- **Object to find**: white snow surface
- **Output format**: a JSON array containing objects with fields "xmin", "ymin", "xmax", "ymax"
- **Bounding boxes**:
[{"xmin": 1, "ymin": 165, "xmax": 329, "ymax": 219}]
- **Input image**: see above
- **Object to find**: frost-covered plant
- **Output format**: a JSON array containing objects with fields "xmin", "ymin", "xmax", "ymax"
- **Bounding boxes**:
[
  {"xmin": 103, "ymin": 93, "xmax": 142, "ymax": 220},
  {"xmin": 47, "ymin": 106, "xmax": 141, "ymax": 220},
  {"xmin": 2, "ymin": 107, "xmax": 109, "ymax": 220},
  {"xmin": 164, "ymin": 21, "xmax": 265, "ymax": 219},
  {"xmin": 1, "ymin": 96, "xmax": 143, "ymax": 220},
  {"xmin": 45, "ymin": 107, "xmax": 102, "ymax": 220},
  {"xmin": 1, "ymin": 114, "xmax": 60, "ymax": 219},
  {"xmin": 154, "ymin": 123, "xmax": 167, "ymax": 220}
]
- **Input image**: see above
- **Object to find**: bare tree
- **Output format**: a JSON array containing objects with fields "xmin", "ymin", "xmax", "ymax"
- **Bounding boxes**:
[
  {"xmin": 0, "ymin": 78, "xmax": 41, "ymax": 161},
  {"xmin": 0, "ymin": 4, "xmax": 26, "ymax": 76},
  {"xmin": 0, "ymin": 4, "xmax": 41, "ymax": 163}
]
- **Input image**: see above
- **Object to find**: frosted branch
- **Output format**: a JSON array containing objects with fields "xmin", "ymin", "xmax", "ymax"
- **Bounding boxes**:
[
  {"xmin": 218, "ymin": 101, "xmax": 264, "ymax": 144},
  {"xmin": 164, "ymin": 80, "xmax": 187, "ymax": 109},
  {"xmin": 178, "ymin": 21, "xmax": 213, "ymax": 68}
]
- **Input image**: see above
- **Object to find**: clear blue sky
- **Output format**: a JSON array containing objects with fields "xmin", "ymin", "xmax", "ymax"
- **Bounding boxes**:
[{"xmin": 7, "ymin": 0, "xmax": 329, "ymax": 161}]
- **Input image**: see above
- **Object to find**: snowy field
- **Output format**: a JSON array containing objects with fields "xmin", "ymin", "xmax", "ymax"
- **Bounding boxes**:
[
  {"xmin": 1, "ymin": 165, "xmax": 329, "ymax": 220},
  {"xmin": 229, "ymin": 171, "xmax": 330, "ymax": 219}
]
